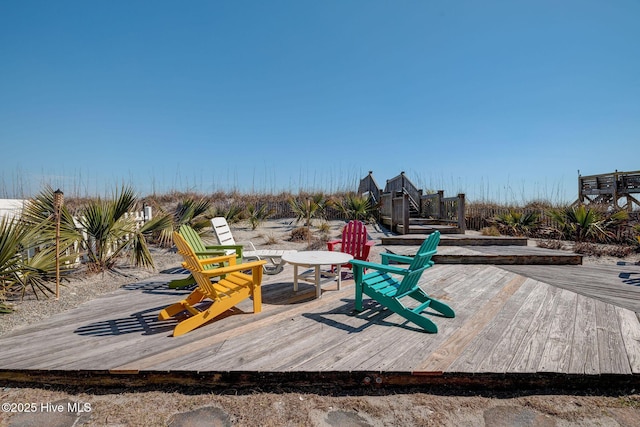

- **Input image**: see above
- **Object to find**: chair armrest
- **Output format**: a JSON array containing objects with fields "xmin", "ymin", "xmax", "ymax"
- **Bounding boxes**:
[
  {"xmin": 200, "ymin": 245, "xmax": 244, "ymax": 258},
  {"xmin": 201, "ymin": 259, "xmax": 267, "ymax": 278},
  {"xmin": 197, "ymin": 254, "xmax": 238, "ymax": 267},
  {"xmin": 349, "ymin": 259, "xmax": 409, "ymax": 276},
  {"xmin": 381, "ymin": 252, "xmax": 414, "ymax": 265},
  {"xmin": 327, "ymin": 240, "xmax": 341, "ymax": 251}
]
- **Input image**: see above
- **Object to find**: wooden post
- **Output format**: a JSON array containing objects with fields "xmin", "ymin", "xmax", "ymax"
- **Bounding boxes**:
[
  {"xmin": 53, "ymin": 189, "xmax": 64, "ymax": 300},
  {"xmin": 578, "ymin": 172, "xmax": 583, "ymax": 204},
  {"xmin": 437, "ymin": 190, "xmax": 444, "ymax": 220},
  {"xmin": 613, "ymin": 170, "xmax": 619, "ymax": 209},
  {"xmin": 390, "ymin": 193, "xmax": 396, "ymax": 232},
  {"xmin": 306, "ymin": 197, "xmax": 311, "ymax": 247},
  {"xmin": 402, "ymin": 193, "xmax": 410, "ymax": 235},
  {"xmin": 457, "ymin": 193, "xmax": 466, "ymax": 233}
]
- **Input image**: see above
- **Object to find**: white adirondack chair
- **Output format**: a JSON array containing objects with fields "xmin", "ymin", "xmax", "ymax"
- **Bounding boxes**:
[{"xmin": 210, "ymin": 217, "xmax": 295, "ymax": 275}]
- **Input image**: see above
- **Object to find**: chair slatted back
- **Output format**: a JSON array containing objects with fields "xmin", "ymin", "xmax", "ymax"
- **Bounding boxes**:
[
  {"xmin": 172, "ymin": 232, "xmax": 219, "ymax": 299},
  {"xmin": 396, "ymin": 231, "xmax": 440, "ymax": 296},
  {"xmin": 211, "ymin": 217, "xmax": 236, "ymax": 246},
  {"xmin": 178, "ymin": 224, "xmax": 208, "ymax": 254},
  {"xmin": 340, "ymin": 220, "xmax": 369, "ymax": 260}
]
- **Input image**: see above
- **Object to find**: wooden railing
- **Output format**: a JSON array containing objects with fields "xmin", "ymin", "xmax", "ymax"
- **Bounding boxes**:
[
  {"xmin": 579, "ymin": 170, "xmax": 640, "ymax": 211},
  {"xmin": 384, "ymin": 172, "xmax": 422, "ymax": 207},
  {"xmin": 381, "ymin": 190, "xmax": 466, "ymax": 234}
]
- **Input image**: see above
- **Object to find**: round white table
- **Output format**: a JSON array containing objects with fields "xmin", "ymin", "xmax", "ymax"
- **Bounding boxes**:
[{"xmin": 281, "ymin": 251, "xmax": 354, "ymax": 299}]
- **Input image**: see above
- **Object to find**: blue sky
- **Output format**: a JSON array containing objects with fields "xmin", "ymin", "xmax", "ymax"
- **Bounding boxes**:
[{"xmin": 1, "ymin": 1, "xmax": 638, "ymax": 204}]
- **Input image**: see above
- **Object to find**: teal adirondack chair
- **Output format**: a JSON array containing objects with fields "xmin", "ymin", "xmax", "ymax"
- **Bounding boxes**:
[
  {"xmin": 350, "ymin": 231, "xmax": 454, "ymax": 333},
  {"xmin": 168, "ymin": 224, "xmax": 244, "ymax": 289}
]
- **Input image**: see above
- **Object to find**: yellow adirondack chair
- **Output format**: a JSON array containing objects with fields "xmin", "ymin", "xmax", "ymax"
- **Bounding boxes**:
[{"xmin": 159, "ymin": 232, "xmax": 266, "ymax": 337}]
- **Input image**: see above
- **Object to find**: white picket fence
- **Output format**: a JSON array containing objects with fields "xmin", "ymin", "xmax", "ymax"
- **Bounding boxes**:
[{"xmin": 0, "ymin": 199, "xmax": 27, "ymax": 221}]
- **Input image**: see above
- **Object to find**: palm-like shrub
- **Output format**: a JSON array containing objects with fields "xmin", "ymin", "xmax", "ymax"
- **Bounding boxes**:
[
  {"xmin": 154, "ymin": 197, "xmax": 211, "ymax": 247},
  {"xmin": 0, "ymin": 216, "xmax": 65, "ymax": 308},
  {"xmin": 493, "ymin": 210, "xmax": 540, "ymax": 237},
  {"xmin": 78, "ymin": 187, "xmax": 175, "ymax": 271},
  {"xmin": 548, "ymin": 205, "xmax": 628, "ymax": 242},
  {"xmin": 289, "ymin": 194, "xmax": 330, "ymax": 226},
  {"xmin": 246, "ymin": 203, "xmax": 273, "ymax": 230},
  {"xmin": 208, "ymin": 204, "xmax": 244, "ymax": 224},
  {"xmin": 0, "ymin": 217, "xmax": 27, "ymax": 311},
  {"xmin": 23, "ymin": 186, "xmax": 172, "ymax": 273},
  {"xmin": 334, "ymin": 194, "xmax": 378, "ymax": 222}
]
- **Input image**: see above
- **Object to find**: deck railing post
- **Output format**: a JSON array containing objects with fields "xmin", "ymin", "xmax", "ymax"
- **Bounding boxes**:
[
  {"xmin": 390, "ymin": 192, "xmax": 397, "ymax": 232},
  {"xmin": 437, "ymin": 190, "xmax": 444, "ymax": 220},
  {"xmin": 402, "ymin": 193, "xmax": 410, "ymax": 235}
]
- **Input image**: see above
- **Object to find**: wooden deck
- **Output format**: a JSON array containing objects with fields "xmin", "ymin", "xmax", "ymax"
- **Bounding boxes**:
[{"xmin": 1, "ymin": 257, "xmax": 639, "ymax": 390}]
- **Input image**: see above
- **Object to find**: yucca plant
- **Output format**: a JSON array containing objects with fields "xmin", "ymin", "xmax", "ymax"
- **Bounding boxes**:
[
  {"xmin": 23, "ymin": 186, "xmax": 172, "ymax": 272},
  {"xmin": 78, "ymin": 186, "xmax": 176, "ymax": 271},
  {"xmin": 208, "ymin": 204, "xmax": 244, "ymax": 224},
  {"xmin": 0, "ymin": 216, "xmax": 65, "ymax": 306},
  {"xmin": 334, "ymin": 194, "xmax": 378, "ymax": 222},
  {"xmin": 0, "ymin": 217, "xmax": 26, "ymax": 311},
  {"xmin": 288, "ymin": 194, "xmax": 330, "ymax": 226},
  {"xmin": 246, "ymin": 203, "xmax": 273, "ymax": 230},
  {"xmin": 493, "ymin": 210, "xmax": 540, "ymax": 237},
  {"xmin": 154, "ymin": 197, "xmax": 211, "ymax": 247},
  {"xmin": 548, "ymin": 205, "xmax": 628, "ymax": 242}
]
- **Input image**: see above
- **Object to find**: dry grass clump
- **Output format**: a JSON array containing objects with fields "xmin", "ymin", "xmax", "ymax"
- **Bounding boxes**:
[
  {"xmin": 289, "ymin": 227, "xmax": 311, "ymax": 242},
  {"xmin": 317, "ymin": 222, "xmax": 331, "ymax": 235},
  {"xmin": 262, "ymin": 234, "xmax": 279, "ymax": 245},
  {"xmin": 537, "ymin": 240, "xmax": 567, "ymax": 250},
  {"xmin": 480, "ymin": 226, "xmax": 501, "ymax": 236}
]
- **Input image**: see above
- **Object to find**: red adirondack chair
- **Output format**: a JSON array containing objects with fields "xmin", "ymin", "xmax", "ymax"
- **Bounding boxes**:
[{"xmin": 327, "ymin": 220, "xmax": 375, "ymax": 271}]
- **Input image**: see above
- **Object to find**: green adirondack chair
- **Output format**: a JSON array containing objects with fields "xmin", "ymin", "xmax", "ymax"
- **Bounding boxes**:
[
  {"xmin": 168, "ymin": 224, "xmax": 244, "ymax": 289},
  {"xmin": 350, "ymin": 231, "xmax": 454, "ymax": 333}
]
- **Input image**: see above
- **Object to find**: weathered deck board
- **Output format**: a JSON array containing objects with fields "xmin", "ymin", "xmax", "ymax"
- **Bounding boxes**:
[
  {"xmin": 418, "ymin": 272, "xmax": 526, "ymax": 373},
  {"xmin": 475, "ymin": 278, "xmax": 549, "ymax": 373},
  {"xmin": 537, "ymin": 289, "xmax": 578, "ymax": 373},
  {"xmin": 502, "ymin": 263, "xmax": 640, "ymax": 312},
  {"xmin": 506, "ymin": 285, "xmax": 561, "ymax": 373},
  {"xmin": 568, "ymin": 295, "xmax": 599, "ymax": 375},
  {"xmin": 617, "ymin": 306, "xmax": 640, "ymax": 374},
  {"xmin": 595, "ymin": 301, "xmax": 632, "ymax": 375}
]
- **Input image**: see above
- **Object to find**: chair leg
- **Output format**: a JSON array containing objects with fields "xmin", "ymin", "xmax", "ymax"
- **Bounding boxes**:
[
  {"xmin": 399, "ymin": 309, "xmax": 439, "ymax": 333},
  {"xmin": 252, "ymin": 283, "xmax": 262, "ymax": 314},
  {"xmin": 353, "ymin": 265, "xmax": 365, "ymax": 311},
  {"xmin": 407, "ymin": 288, "xmax": 455, "ymax": 318},
  {"xmin": 383, "ymin": 296, "xmax": 440, "ymax": 333},
  {"xmin": 354, "ymin": 280, "xmax": 364, "ymax": 311}
]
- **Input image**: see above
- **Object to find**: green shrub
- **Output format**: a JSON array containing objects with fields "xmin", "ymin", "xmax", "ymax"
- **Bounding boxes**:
[{"xmin": 548, "ymin": 205, "xmax": 628, "ymax": 243}]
